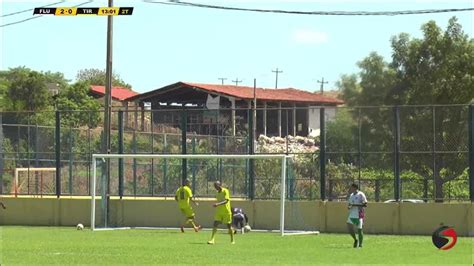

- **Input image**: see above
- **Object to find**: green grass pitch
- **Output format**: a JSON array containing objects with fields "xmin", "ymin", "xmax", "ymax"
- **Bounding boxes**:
[{"xmin": 0, "ymin": 226, "xmax": 472, "ymax": 265}]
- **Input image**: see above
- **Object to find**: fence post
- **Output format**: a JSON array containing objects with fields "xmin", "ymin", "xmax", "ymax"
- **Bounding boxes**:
[
  {"xmin": 35, "ymin": 124, "xmax": 39, "ymax": 194},
  {"xmin": 423, "ymin": 178, "xmax": 428, "ymax": 202},
  {"xmin": 244, "ymin": 136, "xmax": 249, "ymax": 197},
  {"xmin": 55, "ymin": 111, "xmax": 61, "ymax": 198},
  {"xmin": 469, "ymin": 105, "xmax": 474, "ymax": 202},
  {"xmin": 0, "ymin": 113, "xmax": 3, "ymax": 195},
  {"xmin": 150, "ymin": 111, "xmax": 154, "ymax": 196},
  {"xmin": 118, "ymin": 110, "xmax": 124, "ymax": 199},
  {"xmin": 192, "ymin": 134, "xmax": 196, "ymax": 193},
  {"xmin": 132, "ymin": 121, "xmax": 137, "ymax": 197},
  {"xmin": 68, "ymin": 126, "xmax": 73, "ymax": 195},
  {"xmin": 288, "ymin": 160, "xmax": 294, "ymax": 200},
  {"xmin": 163, "ymin": 133, "xmax": 168, "ymax": 195},
  {"xmin": 328, "ymin": 179, "xmax": 333, "ymax": 201},
  {"xmin": 431, "ymin": 106, "xmax": 436, "ymax": 203},
  {"xmin": 181, "ymin": 109, "xmax": 187, "ymax": 184},
  {"xmin": 320, "ymin": 108, "xmax": 326, "ymax": 201},
  {"xmin": 248, "ymin": 106, "xmax": 255, "ymax": 200},
  {"xmin": 375, "ymin": 179, "xmax": 380, "ymax": 202},
  {"xmin": 393, "ymin": 106, "xmax": 401, "ymax": 201}
]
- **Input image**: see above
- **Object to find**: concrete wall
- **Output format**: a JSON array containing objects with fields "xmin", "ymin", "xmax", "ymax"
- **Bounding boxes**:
[{"xmin": 0, "ymin": 198, "xmax": 472, "ymax": 236}]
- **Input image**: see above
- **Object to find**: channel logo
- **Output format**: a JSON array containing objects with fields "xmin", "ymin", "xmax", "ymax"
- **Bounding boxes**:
[{"xmin": 432, "ymin": 225, "xmax": 457, "ymax": 250}]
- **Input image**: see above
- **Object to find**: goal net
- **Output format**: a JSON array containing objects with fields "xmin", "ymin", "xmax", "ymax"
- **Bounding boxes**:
[
  {"xmin": 90, "ymin": 154, "xmax": 319, "ymax": 236},
  {"xmin": 280, "ymin": 160, "xmax": 320, "ymax": 236},
  {"xmin": 14, "ymin": 167, "xmax": 56, "ymax": 197}
]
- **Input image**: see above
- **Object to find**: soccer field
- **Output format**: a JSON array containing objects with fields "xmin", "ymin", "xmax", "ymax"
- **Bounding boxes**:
[{"xmin": 0, "ymin": 226, "xmax": 472, "ymax": 265}]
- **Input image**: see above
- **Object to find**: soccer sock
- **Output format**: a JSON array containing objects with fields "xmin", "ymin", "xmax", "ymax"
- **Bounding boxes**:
[
  {"xmin": 348, "ymin": 226, "xmax": 356, "ymax": 241},
  {"xmin": 190, "ymin": 220, "xmax": 197, "ymax": 228},
  {"xmin": 357, "ymin": 229, "xmax": 363, "ymax": 246},
  {"xmin": 229, "ymin": 228, "xmax": 234, "ymax": 242},
  {"xmin": 210, "ymin": 227, "xmax": 217, "ymax": 241}
]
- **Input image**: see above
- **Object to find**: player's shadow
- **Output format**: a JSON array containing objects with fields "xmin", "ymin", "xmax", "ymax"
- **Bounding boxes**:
[
  {"xmin": 324, "ymin": 244, "xmax": 354, "ymax": 249},
  {"xmin": 189, "ymin": 242, "xmax": 207, "ymax": 245}
]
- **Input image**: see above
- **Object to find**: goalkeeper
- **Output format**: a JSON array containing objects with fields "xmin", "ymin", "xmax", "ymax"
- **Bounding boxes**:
[
  {"xmin": 175, "ymin": 179, "xmax": 201, "ymax": 233},
  {"xmin": 231, "ymin": 207, "xmax": 249, "ymax": 234}
]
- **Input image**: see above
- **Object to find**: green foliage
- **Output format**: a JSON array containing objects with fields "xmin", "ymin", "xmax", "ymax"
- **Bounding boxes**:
[
  {"xmin": 390, "ymin": 17, "xmax": 474, "ymax": 104},
  {"xmin": 326, "ymin": 108, "xmax": 357, "ymax": 154},
  {"xmin": 55, "ymin": 81, "xmax": 101, "ymax": 127},
  {"xmin": 2, "ymin": 67, "xmax": 51, "ymax": 111},
  {"xmin": 337, "ymin": 17, "xmax": 473, "ymax": 200},
  {"xmin": 0, "ymin": 78, "xmax": 9, "ymax": 110},
  {"xmin": 76, "ymin": 68, "xmax": 132, "ymax": 88}
]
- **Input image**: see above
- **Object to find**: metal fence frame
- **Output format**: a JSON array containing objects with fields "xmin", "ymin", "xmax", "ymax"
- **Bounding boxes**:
[{"xmin": 0, "ymin": 104, "xmax": 472, "ymax": 202}]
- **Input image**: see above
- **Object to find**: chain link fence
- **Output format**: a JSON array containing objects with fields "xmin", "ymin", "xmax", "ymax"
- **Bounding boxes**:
[{"xmin": 0, "ymin": 105, "xmax": 472, "ymax": 201}]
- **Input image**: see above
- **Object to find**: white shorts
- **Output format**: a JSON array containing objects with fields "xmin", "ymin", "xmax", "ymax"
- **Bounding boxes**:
[{"xmin": 347, "ymin": 217, "xmax": 364, "ymax": 229}]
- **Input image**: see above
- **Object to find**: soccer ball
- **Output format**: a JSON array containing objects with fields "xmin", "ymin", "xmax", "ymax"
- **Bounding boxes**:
[
  {"xmin": 243, "ymin": 225, "xmax": 251, "ymax": 232},
  {"xmin": 76, "ymin": 223, "xmax": 84, "ymax": 230}
]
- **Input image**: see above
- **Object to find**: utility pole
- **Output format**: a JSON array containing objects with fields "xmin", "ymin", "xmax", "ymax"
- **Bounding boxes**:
[
  {"xmin": 218, "ymin": 78, "xmax": 227, "ymax": 85},
  {"xmin": 317, "ymin": 77, "xmax": 328, "ymax": 94},
  {"xmin": 272, "ymin": 68, "xmax": 283, "ymax": 89},
  {"xmin": 232, "ymin": 78, "xmax": 242, "ymax": 86},
  {"xmin": 102, "ymin": 0, "xmax": 113, "ymax": 228}
]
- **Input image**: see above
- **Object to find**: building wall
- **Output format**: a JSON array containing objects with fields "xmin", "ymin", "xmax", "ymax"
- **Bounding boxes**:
[
  {"xmin": 308, "ymin": 107, "xmax": 337, "ymax": 137},
  {"xmin": 1, "ymin": 198, "xmax": 472, "ymax": 236}
]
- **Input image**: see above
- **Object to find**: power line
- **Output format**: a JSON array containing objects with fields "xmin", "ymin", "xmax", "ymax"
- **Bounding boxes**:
[
  {"xmin": 143, "ymin": 0, "xmax": 474, "ymax": 16},
  {"xmin": 0, "ymin": 1, "xmax": 93, "ymax": 28},
  {"xmin": 1, "ymin": 1, "xmax": 65, "ymax": 18}
]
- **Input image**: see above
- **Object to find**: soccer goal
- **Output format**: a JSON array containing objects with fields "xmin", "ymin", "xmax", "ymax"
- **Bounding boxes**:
[
  {"xmin": 90, "ymin": 153, "xmax": 319, "ymax": 236},
  {"xmin": 14, "ymin": 167, "xmax": 56, "ymax": 197}
]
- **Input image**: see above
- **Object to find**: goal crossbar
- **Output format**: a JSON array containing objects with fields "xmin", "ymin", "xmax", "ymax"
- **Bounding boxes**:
[
  {"xmin": 92, "ymin": 154, "xmax": 290, "ymax": 160},
  {"xmin": 14, "ymin": 167, "xmax": 56, "ymax": 197},
  {"xmin": 91, "ymin": 153, "xmax": 305, "ymax": 236}
]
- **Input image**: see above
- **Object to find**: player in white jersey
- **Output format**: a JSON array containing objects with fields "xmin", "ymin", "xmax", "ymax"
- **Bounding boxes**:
[{"xmin": 347, "ymin": 183, "xmax": 367, "ymax": 248}]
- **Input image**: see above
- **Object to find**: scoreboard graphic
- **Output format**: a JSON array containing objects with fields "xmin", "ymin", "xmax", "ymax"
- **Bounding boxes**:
[{"xmin": 33, "ymin": 7, "xmax": 134, "ymax": 16}]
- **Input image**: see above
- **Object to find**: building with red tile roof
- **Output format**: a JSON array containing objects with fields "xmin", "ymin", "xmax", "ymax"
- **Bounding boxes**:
[
  {"xmin": 89, "ymin": 85, "xmax": 138, "ymax": 101},
  {"xmin": 127, "ymin": 81, "xmax": 343, "ymax": 137}
]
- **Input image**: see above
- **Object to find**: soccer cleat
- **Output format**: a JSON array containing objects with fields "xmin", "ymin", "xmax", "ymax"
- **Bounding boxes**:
[
  {"xmin": 194, "ymin": 225, "xmax": 202, "ymax": 232},
  {"xmin": 180, "ymin": 226, "xmax": 184, "ymax": 233},
  {"xmin": 358, "ymin": 244, "xmax": 363, "ymax": 248},
  {"xmin": 353, "ymin": 240, "xmax": 358, "ymax": 248},
  {"xmin": 207, "ymin": 240, "xmax": 215, "ymax": 245},
  {"xmin": 231, "ymin": 241, "xmax": 235, "ymax": 245}
]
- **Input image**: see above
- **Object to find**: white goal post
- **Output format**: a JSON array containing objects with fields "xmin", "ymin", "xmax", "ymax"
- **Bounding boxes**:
[
  {"xmin": 91, "ymin": 153, "xmax": 319, "ymax": 236},
  {"xmin": 14, "ymin": 167, "xmax": 56, "ymax": 197}
]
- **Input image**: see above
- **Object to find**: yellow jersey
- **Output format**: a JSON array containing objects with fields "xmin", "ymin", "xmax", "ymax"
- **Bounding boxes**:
[
  {"xmin": 216, "ymin": 187, "xmax": 231, "ymax": 214},
  {"xmin": 176, "ymin": 186, "xmax": 193, "ymax": 209}
]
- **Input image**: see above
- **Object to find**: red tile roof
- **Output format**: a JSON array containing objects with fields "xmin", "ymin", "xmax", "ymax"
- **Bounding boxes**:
[
  {"xmin": 90, "ymin": 85, "xmax": 138, "ymax": 101},
  {"xmin": 184, "ymin": 82, "xmax": 344, "ymax": 104}
]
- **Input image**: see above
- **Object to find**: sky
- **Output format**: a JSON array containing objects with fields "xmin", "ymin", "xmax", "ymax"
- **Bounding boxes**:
[{"xmin": 0, "ymin": 0, "xmax": 473, "ymax": 94}]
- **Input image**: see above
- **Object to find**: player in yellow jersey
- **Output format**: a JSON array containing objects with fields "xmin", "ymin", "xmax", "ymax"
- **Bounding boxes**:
[
  {"xmin": 207, "ymin": 181, "xmax": 234, "ymax": 245},
  {"xmin": 175, "ymin": 179, "xmax": 201, "ymax": 233}
]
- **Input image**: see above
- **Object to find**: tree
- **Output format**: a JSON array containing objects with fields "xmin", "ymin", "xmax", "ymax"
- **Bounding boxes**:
[
  {"xmin": 0, "ymin": 77, "xmax": 8, "ymax": 111},
  {"xmin": 338, "ymin": 17, "xmax": 474, "ymax": 201},
  {"xmin": 55, "ymin": 81, "xmax": 101, "ymax": 127},
  {"xmin": 43, "ymin": 71, "xmax": 70, "ymax": 94},
  {"xmin": 76, "ymin": 68, "xmax": 132, "ymax": 89},
  {"xmin": 1, "ymin": 67, "xmax": 52, "ymax": 111}
]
